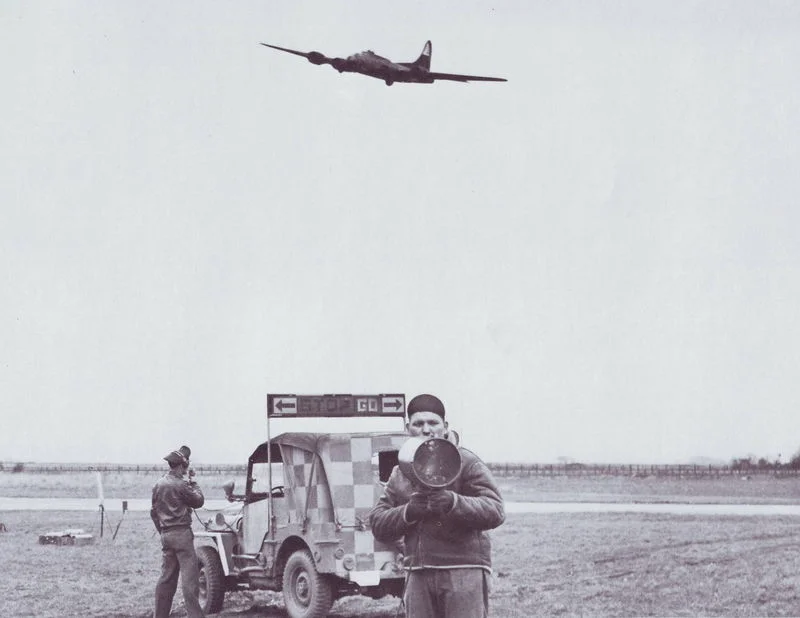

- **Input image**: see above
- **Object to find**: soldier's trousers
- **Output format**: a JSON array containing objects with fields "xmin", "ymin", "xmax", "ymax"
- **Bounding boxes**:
[
  {"xmin": 154, "ymin": 527, "xmax": 205, "ymax": 618},
  {"xmin": 403, "ymin": 568, "xmax": 490, "ymax": 618}
]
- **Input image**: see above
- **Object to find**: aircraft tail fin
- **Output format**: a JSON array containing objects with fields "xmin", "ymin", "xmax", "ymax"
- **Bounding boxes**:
[{"xmin": 413, "ymin": 40, "xmax": 432, "ymax": 70}]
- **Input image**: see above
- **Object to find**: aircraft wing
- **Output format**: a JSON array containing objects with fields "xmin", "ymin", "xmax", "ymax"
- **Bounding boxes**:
[
  {"xmin": 259, "ymin": 43, "xmax": 339, "ymax": 67},
  {"xmin": 427, "ymin": 71, "xmax": 507, "ymax": 83}
]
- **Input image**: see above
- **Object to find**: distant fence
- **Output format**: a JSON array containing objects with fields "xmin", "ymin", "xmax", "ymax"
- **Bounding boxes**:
[
  {"xmin": 0, "ymin": 462, "xmax": 247, "ymax": 474},
  {"xmin": 486, "ymin": 463, "xmax": 800, "ymax": 478},
  {"xmin": 3, "ymin": 461, "xmax": 799, "ymax": 478}
]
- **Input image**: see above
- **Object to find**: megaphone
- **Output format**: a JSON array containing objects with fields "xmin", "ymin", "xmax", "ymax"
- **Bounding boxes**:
[{"xmin": 398, "ymin": 437, "xmax": 462, "ymax": 490}]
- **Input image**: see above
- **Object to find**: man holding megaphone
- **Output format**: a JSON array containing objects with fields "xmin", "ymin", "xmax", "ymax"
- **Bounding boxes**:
[{"xmin": 370, "ymin": 394, "xmax": 505, "ymax": 618}]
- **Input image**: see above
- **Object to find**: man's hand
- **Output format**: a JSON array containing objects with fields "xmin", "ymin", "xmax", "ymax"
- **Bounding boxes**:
[
  {"xmin": 149, "ymin": 508, "xmax": 162, "ymax": 533},
  {"xmin": 426, "ymin": 490, "xmax": 455, "ymax": 516},
  {"xmin": 405, "ymin": 492, "xmax": 429, "ymax": 522}
]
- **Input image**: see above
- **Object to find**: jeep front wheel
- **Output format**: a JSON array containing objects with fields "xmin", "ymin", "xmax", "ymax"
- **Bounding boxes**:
[
  {"xmin": 282, "ymin": 549, "xmax": 334, "ymax": 618},
  {"xmin": 197, "ymin": 545, "xmax": 225, "ymax": 614}
]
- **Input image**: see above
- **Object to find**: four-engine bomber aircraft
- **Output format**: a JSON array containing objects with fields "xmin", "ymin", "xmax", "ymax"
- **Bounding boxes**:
[{"xmin": 259, "ymin": 40, "xmax": 507, "ymax": 86}]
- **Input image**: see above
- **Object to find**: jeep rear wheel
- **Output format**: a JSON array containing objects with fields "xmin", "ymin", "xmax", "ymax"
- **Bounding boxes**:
[
  {"xmin": 282, "ymin": 549, "xmax": 333, "ymax": 618},
  {"xmin": 197, "ymin": 545, "xmax": 225, "ymax": 614}
]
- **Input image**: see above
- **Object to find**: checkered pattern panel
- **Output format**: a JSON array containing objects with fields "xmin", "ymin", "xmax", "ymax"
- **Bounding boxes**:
[
  {"xmin": 369, "ymin": 435, "xmax": 399, "ymax": 450},
  {"xmin": 328, "ymin": 438, "xmax": 351, "ymax": 462},
  {"xmin": 282, "ymin": 434, "xmax": 409, "ymax": 576},
  {"xmin": 285, "ymin": 446, "xmax": 333, "ymax": 523},
  {"xmin": 332, "ymin": 529, "xmax": 396, "ymax": 572}
]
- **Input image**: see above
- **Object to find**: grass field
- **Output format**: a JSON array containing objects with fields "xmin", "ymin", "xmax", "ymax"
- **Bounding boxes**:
[
  {"xmin": 0, "ymin": 471, "xmax": 249, "ymax": 500},
  {"xmin": 4, "ymin": 470, "xmax": 800, "ymax": 504},
  {"xmin": 499, "ymin": 474, "xmax": 800, "ymax": 505},
  {"xmin": 3, "ymin": 471, "xmax": 800, "ymax": 616}
]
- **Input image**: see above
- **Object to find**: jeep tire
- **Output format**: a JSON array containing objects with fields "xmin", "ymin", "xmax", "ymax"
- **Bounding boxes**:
[
  {"xmin": 282, "ymin": 549, "xmax": 334, "ymax": 618},
  {"xmin": 197, "ymin": 545, "xmax": 225, "ymax": 614}
]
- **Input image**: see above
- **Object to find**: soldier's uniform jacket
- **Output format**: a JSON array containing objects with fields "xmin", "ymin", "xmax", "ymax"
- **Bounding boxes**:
[
  {"xmin": 151, "ymin": 471, "xmax": 205, "ymax": 531},
  {"xmin": 369, "ymin": 448, "xmax": 504, "ymax": 571}
]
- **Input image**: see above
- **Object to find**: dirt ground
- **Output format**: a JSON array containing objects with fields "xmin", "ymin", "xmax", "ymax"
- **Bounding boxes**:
[
  {"xmin": 3, "ymin": 509, "xmax": 800, "ymax": 617},
  {"xmin": 3, "ymin": 472, "xmax": 800, "ymax": 616}
]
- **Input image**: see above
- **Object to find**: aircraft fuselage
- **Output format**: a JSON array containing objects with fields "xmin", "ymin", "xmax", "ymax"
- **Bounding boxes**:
[{"xmin": 337, "ymin": 51, "xmax": 432, "ymax": 85}]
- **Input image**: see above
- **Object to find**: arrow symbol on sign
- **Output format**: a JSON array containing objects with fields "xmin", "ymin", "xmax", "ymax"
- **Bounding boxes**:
[
  {"xmin": 276, "ymin": 400, "xmax": 296, "ymax": 412},
  {"xmin": 383, "ymin": 399, "xmax": 402, "ymax": 410}
]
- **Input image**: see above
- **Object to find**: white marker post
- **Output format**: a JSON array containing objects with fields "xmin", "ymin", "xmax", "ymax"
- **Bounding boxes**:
[{"xmin": 96, "ymin": 471, "xmax": 105, "ymax": 537}]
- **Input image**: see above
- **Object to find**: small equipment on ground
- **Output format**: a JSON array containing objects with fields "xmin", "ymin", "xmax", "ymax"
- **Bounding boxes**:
[{"xmin": 38, "ymin": 528, "xmax": 94, "ymax": 546}]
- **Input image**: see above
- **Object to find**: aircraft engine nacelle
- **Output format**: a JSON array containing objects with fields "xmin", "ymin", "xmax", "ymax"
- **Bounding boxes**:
[
  {"xmin": 331, "ymin": 58, "xmax": 348, "ymax": 72},
  {"xmin": 307, "ymin": 51, "xmax": 327, "ymax": 65}
]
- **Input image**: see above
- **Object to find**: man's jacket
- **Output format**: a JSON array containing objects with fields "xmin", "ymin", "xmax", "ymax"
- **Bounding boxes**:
[
  {"xmin": 369, "ymin": 447, "xmax": 504, "ymax": 571},
  {"xmin": 150, "ymin": 471, "xmax": 205, "ymax": 531}
]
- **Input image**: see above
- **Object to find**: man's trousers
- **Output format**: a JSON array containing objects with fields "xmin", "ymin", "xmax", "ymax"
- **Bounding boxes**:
[
  {"xmin": 403, "ymin": 568, "xmax": 490, "ymax": 618},
  {"xmin": 154, "ymin": 527, "xmax": 205, "ymax": 618}
]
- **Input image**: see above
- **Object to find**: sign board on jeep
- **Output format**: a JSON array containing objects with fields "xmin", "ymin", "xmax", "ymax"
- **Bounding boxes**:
[{"xmin": 267, "ymin": 393, "xmax": 406, "ymax": 418}]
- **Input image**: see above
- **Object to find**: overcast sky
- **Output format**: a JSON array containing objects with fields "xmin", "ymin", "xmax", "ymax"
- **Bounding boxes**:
[{"xmin": 2, "ymin": 1, "xmax": 799, "ymax": 465}]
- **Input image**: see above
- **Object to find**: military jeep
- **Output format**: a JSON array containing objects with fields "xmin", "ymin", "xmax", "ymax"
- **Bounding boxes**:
[{"xmin": 194, "ymin": 394, "xmax": 408, "ymax": 618}]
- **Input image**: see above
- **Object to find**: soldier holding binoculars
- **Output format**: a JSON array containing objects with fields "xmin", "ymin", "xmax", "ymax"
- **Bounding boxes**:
[{"xmin": 151, "ymin": 445, "xmax": 205, "ymax": 618}]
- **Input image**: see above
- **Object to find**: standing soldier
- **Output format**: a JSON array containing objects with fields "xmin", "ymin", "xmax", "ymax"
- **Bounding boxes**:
[
  {"xmin": 370, "ymin": 394, "xmax": 505, "ymax": 618},
  {"xmin": 151, "ymin": 445, "xmax": 206, "ymax": 618}
]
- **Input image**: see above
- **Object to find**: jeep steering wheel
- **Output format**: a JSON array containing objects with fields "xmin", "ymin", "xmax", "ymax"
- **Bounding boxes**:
[{"xmin": 271, "ymin": 485, "xmax": 285, "ymax": 497}]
